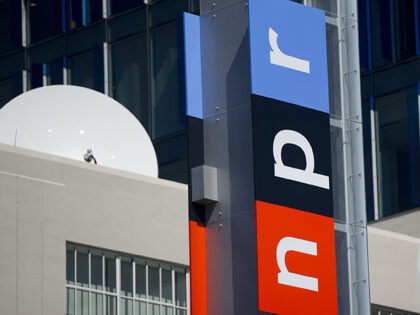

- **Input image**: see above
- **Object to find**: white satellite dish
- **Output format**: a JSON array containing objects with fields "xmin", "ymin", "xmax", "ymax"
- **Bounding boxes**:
[{"xmin": 0, "ymin": 85, "xmax": 158, "ymax": 178}]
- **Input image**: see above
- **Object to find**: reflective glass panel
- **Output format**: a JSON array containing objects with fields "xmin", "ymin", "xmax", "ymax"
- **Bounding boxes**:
[
  {"xmin": 111, "ymin": 34, "xmax": 148, "ymax": 130},
  {"xmin": 108, "ymin": 7, "xmax": 146, "ymax": 42},
  {"xmin": 135, "ymin": 301, "xmax": 147, "ymax": 315},
  {"xmin": 372, "ymin": 0, "xmax": 393, "ymax": 68},
  {"xmin": 148, "ymin": 265, "xmax": 160, "ymax": 301},
  {"xmin": 0, "ymin": 74, "xmax": 22, "ymax": 110},
  {"xmin": 121, "ymin": 257, "xmax": 133, "ymax": 297},
  {"xmin": 67, "ymin": 288, "xmax": 75, "ymax": 315},
  {"xmin": 0, "ymin": 49, "xmax": 24, "ymax": 81},
  {"xmin": 375, "ymin": 91, "xmax": 417, "ymax": 217},
  {"xmin": 150, "ymin": 0, "xmax": 187, "ymax": 28},
  {"xmin": 148, "ymin": 303, "xmax": 160, "ymax": 315},
  {"xmin": 77, "ymin": 251, "xmax": 89, "ymax": 288},
  {"xmin": 68, "ymin": 0, "xmax": 103, "ymax": 30},
  {"xmin": 162, "ymin": 266, "xmax": 172, "ymax": 304},
  {"xmin": 77, "ymin": 290, "xmax": 89, "ymax": 315},
  {"xmin": 175, "ymin": 269, "xmax": 186, "ymax": 307},
  {"xmin": 91, "ymin": 293, "xmax": 103, "ymax": 315},
  {"xmin": 105, "ymin": 295, "xmax": 117, "ymax": 315},
  {"xmin": 67, "ymin": 22, "xmax": 105, "ymax": 56},
  {"xmin": 68, "ymin": 47, "xmax": 104, "ymax": 93},
  {"xmin": 394, "ymin": 0, "xmax": 416, "ymax": 61},
  {"xmin": 111, "ymin": 0, "xmax": 143, "ymax": 15},
  {"xmin": 28, "ymin": 0, "xmax": 63, "ymax": 43},
  {"xmin": 151, "ymin": 23, "xmax": 185, "ymax": 139},
  {"xmin": 0, "ymin": 0, "xmax": 21, "ymax": 55},
  {"xmin": 47, "ymin": 58, "xmax": 64, "ymax": 85},
  {"xmin": 120, "ymin": 298, "xmax": 133, "ymax": 315},
  {"xmin": 66, "ymin": 247, "xmax": 75, "ymax": 285},
  {"xmin": 105, "ymin": 256, "xmax": 116, "ymax": 293},
  {"xmin": 162, "ymin": 306, "xmax": 174, "ymax": 315},
  {"xmin": 135, "ymin": 261, "xmax": 146, "ymax": 299},
  {"xmin": 91, "ymin": 252, "xmax": 103, "ymax": 290}
]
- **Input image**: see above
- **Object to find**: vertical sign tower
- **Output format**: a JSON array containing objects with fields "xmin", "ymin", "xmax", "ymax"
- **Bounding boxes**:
[{"xmin": 249, "ymin": 0, "xmax": 338, "ymax": 314}]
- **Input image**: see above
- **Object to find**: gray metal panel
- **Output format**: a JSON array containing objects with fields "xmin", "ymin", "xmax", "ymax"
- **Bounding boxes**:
[
  {"xmin": 199, "ymin": 1, "xmax": 250, "ymax": 118},
  {"xmin": 199, "ymin": 1, "xmax": 263, "ymax": 313},
  {"xmin": 191, "ymin": 165, "xmax": 218, "ymax": 204},
  {"xmin": 203, "ymin": 105, "xmax": 255, "ymax": 223}
]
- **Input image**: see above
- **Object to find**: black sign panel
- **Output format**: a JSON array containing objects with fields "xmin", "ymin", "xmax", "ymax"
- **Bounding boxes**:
[{"xmin": 252, "ymin": 94, "xmax": 333, "ymax": 218}]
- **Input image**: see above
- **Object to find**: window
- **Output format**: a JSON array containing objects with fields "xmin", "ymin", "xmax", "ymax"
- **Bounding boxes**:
[
  {"xmin": 68, "ymin": 0, "xmax": 103, "ymax": 30},
  {"xmin": 374, "ymin": 90, "xmax": 417, "ymax": 217},
  {"xmin": 110, "ymin": 34, "xmax": 149, "ymax": 130},
  {"xmin": 66, "ymin": 244, "xmax": 189, "ymax": 315},
  {"xmin": 27, "ymin": 0, "xmax": 64, "ymax": 44},
  {"xmin": 110, "ymin": 0, "xmax": 143, "ymax": 16},
  {"xmin": 151, "ymin": 23, "xmax": 185, "ymax": 139},
  {"xmin": 0, "ymin": 0, "xmax": 21, "ymax": 56},
  {"xmin": 372, "ymin": 304, "xmax": 420, "ymax": 315}
]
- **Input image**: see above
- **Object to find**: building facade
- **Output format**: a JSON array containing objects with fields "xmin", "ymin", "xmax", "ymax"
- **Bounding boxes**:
[{"xmin": 1, "ymin": 0, "xmax": 420, "ymax": 314}]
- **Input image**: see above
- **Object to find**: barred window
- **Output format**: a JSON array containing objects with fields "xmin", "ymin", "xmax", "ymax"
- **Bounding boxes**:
[{"xmin": 66, "ymin": 244, "xmax": 189, "ymax": 315}]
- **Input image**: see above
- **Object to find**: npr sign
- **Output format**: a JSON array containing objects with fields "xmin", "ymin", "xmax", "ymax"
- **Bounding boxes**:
[{"xmin": 249, "ymin": 0, "xmax": 338, "ymax": 314}]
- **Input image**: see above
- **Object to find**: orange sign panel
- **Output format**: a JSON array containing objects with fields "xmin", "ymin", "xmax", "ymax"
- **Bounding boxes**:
[{"xmin": 255, "ymin": 200, "xmax": 338, "ymax": 315}]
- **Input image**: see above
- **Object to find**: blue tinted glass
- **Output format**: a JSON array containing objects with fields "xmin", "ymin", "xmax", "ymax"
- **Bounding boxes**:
[
  {"xmin": 68, "ymin": 0, "xmax": 103, "ymax": 30},
  {"xmin": 159, "ymin": 158, "xmax": 188, "ymax": 183},
  {"xmin": 68, "ymin": 22, "xmax": 105, "ymax": 56},
  {"xmin": 30, "ymin": 63, "xmax": 43, "ymax": 89},
  {"xmin": 372, "ymin": 0, "xmax": 393, "ymax": 68},
  {"xmin": 361, "ymin": 98, "xmax": 375, "ymax": 221},
  {"xmin": 150, "ymin": 0, "xmax": 187, "ymax": 28},
  {"xmin": 154, "ymin": 134, "xmax": 188, "ymax": 183},
  {"xmin": 108, "ymin": 7, "xmax": 146, "ymax": 42},
  {"xmin": 68, "ymin": 47, "xmax": 104, "ymax": 93},
  {"xmin": 191, "ymin": 0, "xmax": 199, "ymax": 14},
  {"xmin": 111, "ymin": 34, "xmax": 149, "ymax": 130},
  {"xmin": 0, "ymin": 0, "xmax": 22, "ymax": 55},
  {"xmin": 394, "ymin": 0, "xmax": 416, "ymax": 61},
  {"xmin": 0, "ymin": 50, "xmax": 25, "ymax": 81},
  {"xmin": 375, "ymin": 91, "xmax": 417, "ymax": 217},
  {"xmin": 111, "ymin": 0, "xmax": 143, "ymax": 16},
  {"xmin": 407, "ymin": 85, "xmax": 420, "ymax": 206},
  {"xmin": 373, "ymin": 58, "xmax": 419, "ymax": 96},
  {"xmin": 48, "ymin": 58, "xmax": 64, "ymax": 85},
  {"xmin": 151, "ymin": 23, "xmax": 186, "ymax": 139},
  {"xmin": 358, "ymin": 0, "xmax": 369, "ymax": 71},
  {"xmin": 28, "ymin": 36, "xmax": 66, "ymax": 89},
  {"xmin": 0, "ymin": 74, "xmax": 22, "ymax": 109},
  {"xmin": 28, "ymin": 0, "xmax": 64, "ymax": 43}
]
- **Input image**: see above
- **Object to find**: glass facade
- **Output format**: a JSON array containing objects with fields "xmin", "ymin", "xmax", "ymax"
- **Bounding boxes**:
[
  {"xmin": 66, "ymin": 244, "xmax": 189, "ymax": 315},
  {"xmin": 358, "ymin": 0, "xmax": 420, "ymax": 220},
  {"xmin": 0, "ymin": 0, "xmax": 196, "ymax": 183},
  {"xmin": 372, "ymin": 304, "xmax": 420, "ymax": 315},
  {"xmin": 0, "ymin": 0, "xmax": 419, "ymax": 213}
]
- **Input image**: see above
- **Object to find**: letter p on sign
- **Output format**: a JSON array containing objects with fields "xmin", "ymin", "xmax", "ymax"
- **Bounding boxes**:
[{"xmin": 255, "ymin": 201, "xmax": 338, "ymax": 315}]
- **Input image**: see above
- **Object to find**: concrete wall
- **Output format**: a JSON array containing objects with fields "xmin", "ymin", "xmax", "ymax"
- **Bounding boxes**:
[
  {"xmin": 0, "ymin": 143, "xmax": 189, "ymax": 315},
  {"xmin": 368, "ymin": 214, "xmax": 420, "ymax": 313}
]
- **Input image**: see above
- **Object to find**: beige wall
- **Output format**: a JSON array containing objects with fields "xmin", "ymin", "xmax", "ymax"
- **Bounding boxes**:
[
  {"xmin": 0, "ymin": 144, "xmax": 189, "ymax": 315},
  {"xmin": 368, "ymin": 225, "xmax": 420, "ymax": 313}
]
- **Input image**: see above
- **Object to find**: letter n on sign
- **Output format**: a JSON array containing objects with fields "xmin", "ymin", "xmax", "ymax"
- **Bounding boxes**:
[{"xmin": 255, "ymin": 201, "xmax": 338, "ymax": 315}]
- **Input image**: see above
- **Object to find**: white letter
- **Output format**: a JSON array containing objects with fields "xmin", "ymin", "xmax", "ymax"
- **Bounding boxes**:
[
  {"xmin": 273, "ymin": 129, "xmax": 330, "ymax": 189},
  {"xmin": 276, "ymin": 237, "xmax": 318, "ymax": 292},
  {"xmin": 269, "ymin": 27, "xmax": 310, "ymax": 74}
]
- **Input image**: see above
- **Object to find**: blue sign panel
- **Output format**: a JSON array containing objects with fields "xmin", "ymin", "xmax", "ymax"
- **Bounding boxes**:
[
  {"xmin": 248, "ymin": 0, "xmax": 329, "ymax": 113},
  {"xmin": 183, "ymin": 13, "xmax": 204, "ymax": 119}
]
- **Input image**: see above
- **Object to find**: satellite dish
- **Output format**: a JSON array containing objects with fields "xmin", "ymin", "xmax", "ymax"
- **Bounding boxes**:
[{"xmin": 0, "ymin": 85, "xmax": 158, "ymax": 178}]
